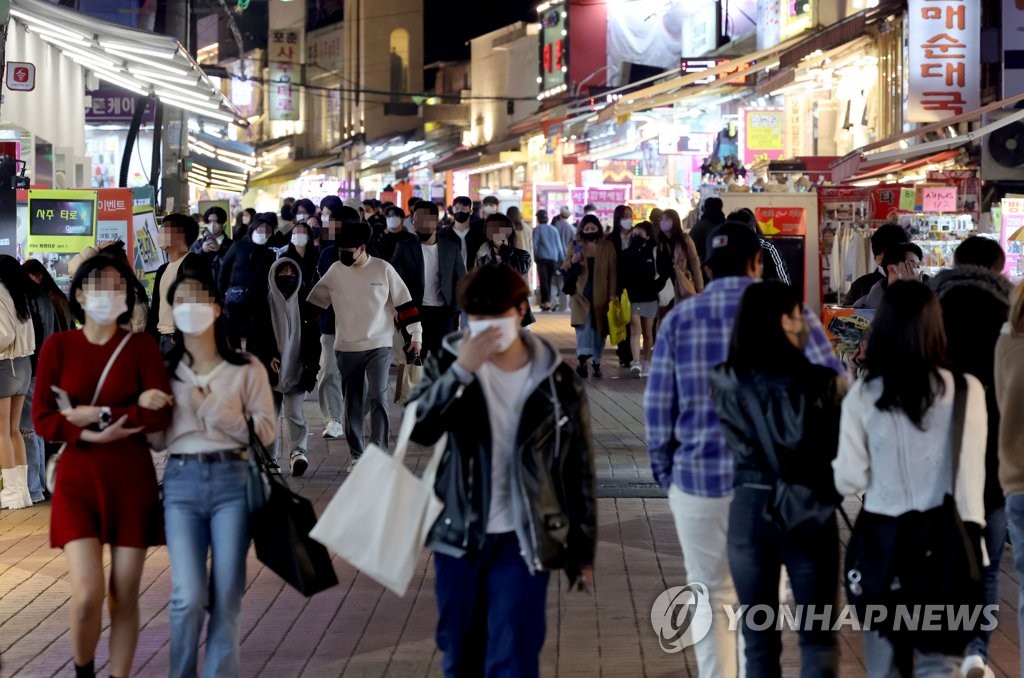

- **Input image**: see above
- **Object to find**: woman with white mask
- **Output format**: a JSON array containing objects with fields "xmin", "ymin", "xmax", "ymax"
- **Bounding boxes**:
[
  {"xmin": 142, "ymin": 267, "xmax": 275, "ymax": 678},
  {"xmin": 32, "ymin": 255, "xmax": 173, "ymax": 678},
  {"xmin": 280, "ymin": 221, "xmax": 319, "ymax": 288}
]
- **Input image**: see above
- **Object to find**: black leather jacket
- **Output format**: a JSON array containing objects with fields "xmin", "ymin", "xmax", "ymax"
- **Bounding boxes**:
[
  {"xmin": 409, "ymin": 331, "xmax": 597, "ymax": 584},
  {"xmin": 711, "ymin": 361, "xmax": 846, "ymax": 497}
]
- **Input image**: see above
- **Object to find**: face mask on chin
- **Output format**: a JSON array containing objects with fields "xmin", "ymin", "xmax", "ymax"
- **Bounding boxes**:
[{"xmin": 467, "ymin": 314, "xmax": 520, "ymax": 353}]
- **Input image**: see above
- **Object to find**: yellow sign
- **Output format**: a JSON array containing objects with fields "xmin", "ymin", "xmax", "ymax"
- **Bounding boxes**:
[
  {"xmin": 743, "ymin": 108, "xmax": 785, "ymax": 164},
  {"xmin": 26, "ymin": 189, "xmax": 97, "ymax": 253}
]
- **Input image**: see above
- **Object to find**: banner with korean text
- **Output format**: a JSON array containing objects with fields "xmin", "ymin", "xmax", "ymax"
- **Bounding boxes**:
[
  {"xmin": 908, "ymin": 0, "xmax": 980, "ymax": 122},
  {"xmin": 27, "ymin": 190, "xmax": 96, "ymax": 253}
]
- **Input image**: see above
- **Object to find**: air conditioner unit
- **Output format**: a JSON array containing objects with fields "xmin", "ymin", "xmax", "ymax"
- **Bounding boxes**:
[{"xmin": 981, "ymin": 110, "xmax": 1024, "ymax": 181}]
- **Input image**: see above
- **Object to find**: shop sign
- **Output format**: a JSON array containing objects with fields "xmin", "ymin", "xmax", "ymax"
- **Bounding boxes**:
[
  {"xmin": 5, "ymin": 62, "xmax": 34, "ymax": 92},
  {"xmin": 27, "ymin": 190, "xmax": 97, "ymax": 253},
  {"xmin": 307, "ymin": 26, "xmax": 344, "ymax": 72},
  {"xmin": 784, "ymin": 95, "xmax": 812, "ymax": 158},
  {"xmin": 86, "ymin": 88, "xmax": 155, "ymax": 124},
  {"xmin": 907, "ymin": 0, "xmax": 980, "ymax": 122},
  {"xmin": 754, "ymin": 207, "xmax": 805, "ymax": 236},
  {"xmin": 538, "ymin": 0, "xmax": 568, "ymax": 99},
  {"xmin": 899, "ymin": 188, "xmax": 917, "ymax": 212},
  {"xmin": 96, "ymin": 188, "xmax": 133, "ymax": 252},
  {"xmin": 756, "ymin": 0, "xmax": 812, "ymax": 50},
  {"xmin": 741, "ymin": 108, "xmax": 785, "ymax": 165},
  {"xmin": 269, "ymin": 30, "xmax": 301, "ymax": 122},
  {"xmin": 870, "ymin": 185, "xmax": 904, "ymax": 221},
  {"xmin": 1004, "ymin": 0, "xmax": 1024, "ymax": 97},
  {"xmin": 920, "ymin": 186, "xmax": 958, "ymax": 212},
  {"xmin": 681, "ymin": 4, "xmax": 718, "ymax": 57},
  {"xmin": 1002, "ymin": 198, "xmax": 1024, "ymax": 278},
  {"xmin": 587, "ymin": 187, "xmax": 629, "ymax": 226},
  {"xmin": 658, "ymin": 129, "xmax": 716, "ymax": 157}
]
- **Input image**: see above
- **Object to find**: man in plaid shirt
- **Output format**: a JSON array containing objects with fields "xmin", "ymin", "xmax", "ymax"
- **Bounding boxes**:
[{"xmin": 644, "ymin": 222, "xmax": 844, "ymax": 676}]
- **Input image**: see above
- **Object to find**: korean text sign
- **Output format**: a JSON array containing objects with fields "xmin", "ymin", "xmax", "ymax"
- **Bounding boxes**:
[
  {"xmin": 742, "ymin": 108, "xmax": 785, "ymax": 165},
  {"xmin": 908, "ymin": 0, "xmax": 980, "ymax": 122},
  {"xmin": 269, "ymin": 30, "xmax": 301, "ymax": 122},
  {"xmin": 27, "ymin": 190, "xmax": 97, "ymax": 253}
]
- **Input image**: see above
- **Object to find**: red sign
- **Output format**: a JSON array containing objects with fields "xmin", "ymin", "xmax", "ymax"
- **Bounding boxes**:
[
  {"xmin": 870, "ymin": 185, "xmax": 907, "ymax": 221},
  {"xmin": 754, "ymin": 207, "xmax": 806, "ymax": 236},
  {"xmin": 5, "ymin": 62, "xmax": 35, "ymax": 92}
]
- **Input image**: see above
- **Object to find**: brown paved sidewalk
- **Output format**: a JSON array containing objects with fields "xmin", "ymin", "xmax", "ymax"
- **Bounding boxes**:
[{"xmin": 0, "ymin": 313, "xmax": 1020, "ymax": 676}]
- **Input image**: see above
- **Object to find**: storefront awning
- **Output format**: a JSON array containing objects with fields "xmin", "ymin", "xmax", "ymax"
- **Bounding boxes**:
[
  {"xmin": 187, "ymin": 154, "xmax": 248, "ymax": 194},
  {"xmin": 843, "ymin": 150, "xmax": 961, "ymax": 185},
  {"xmin": 188, "ymin": 131, "xmax": 257, "ymax": 174},
  {"xmin": 10, "ymin": 0, "xmax": 243, "ymax": 124},
  {"xmin": 248, "ymin": 156, "xmax": 337, "ymax": 189}
]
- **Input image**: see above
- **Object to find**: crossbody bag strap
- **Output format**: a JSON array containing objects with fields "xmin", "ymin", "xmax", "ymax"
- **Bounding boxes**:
[
  {"xmin": 739, "ymin": 385, "xmax": 784, "ymax": 479},
  {"xmin": 950, "ymin": 372, "xmax": 968, "ymax": 494},
  {"xmin": 90, "ymin": 332, "xmax": 133, "ymax": 406}
]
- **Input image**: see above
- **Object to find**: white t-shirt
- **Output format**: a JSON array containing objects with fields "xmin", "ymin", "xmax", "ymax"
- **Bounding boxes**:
[
  {"xmin": 421, "ymin": 242, "xmax": 444, "ymax": 307},
  {"xmin": 477, "ymin": 360, "xmax": 532, "ymax": 534},
  {"xmin": 157, "ymin": 255, "xmax": 185, "ymax": 334}
]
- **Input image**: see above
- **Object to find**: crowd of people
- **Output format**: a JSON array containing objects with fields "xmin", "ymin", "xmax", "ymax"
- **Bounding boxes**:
[{"xmin": 7, "ymin": 186, "xmax": 1024, "ymax": 677}]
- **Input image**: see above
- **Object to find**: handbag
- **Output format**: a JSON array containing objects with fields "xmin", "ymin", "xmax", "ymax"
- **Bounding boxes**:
[
  {"xmin": 46, "ymin": 332, "xmax": 133, "ymax": 494},
  {"xmin": 245, "ymin": 418, "xmax": 273, "ymax": 515},
  {"xmin": 394, "ymin": 358, "xmax": 424, "ymax": 405},
  {"xmin": 657, "ymin": 282, "xmax": 675, "ymax": 308},
  {"xmin": 843, "ymin": 373, "xmax": 985, "ymax": 653},
  {"xmin": 250, "ymin": 469, "xmax": 338, "ymax": 597},
  {"xmin": 739, "ymin": 387, "xmax": 837, "ymax": 537},
  {"xmin": 225, "ymin": 286, "xmax": 247, "ymax": 305},
  {"xmin": 309, "ymin": 399, "xmax": 447, "ymax": 597}
]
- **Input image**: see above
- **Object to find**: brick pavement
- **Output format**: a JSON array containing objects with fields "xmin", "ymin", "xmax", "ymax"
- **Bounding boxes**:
[{"xmin": 0, "ymin": 313, "xmax": 1020, "ymax": 676}]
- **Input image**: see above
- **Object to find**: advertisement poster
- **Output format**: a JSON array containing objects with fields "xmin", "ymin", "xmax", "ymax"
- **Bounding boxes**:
[
  {"xmin": 1002, "ymin": 198, "xmax": 1024, "ymax": 280},
  {"xmin": 132, "ymin": 186, "xmax": 163, "ymax": 297},
  {"xmin": 97, "ymin": 188, "xmax": 133, "ymax": 250},
  {"xmin": 27, "ymin": 190, "xmax": 97, "ymax": 253},
  {"xmin": 822, "ymin": 306, "xmax": 877, "ymax": 367},
  {"xmin": 754, "ymin": 207, "xmax": 806, "ymax": 236},
  {"xmin": 587, "ymin": 187, "xmax": 630, "ymax": 226},
  {"xmin": 741, "ymin": 108, "xmax": 785, "ymax": 165}
]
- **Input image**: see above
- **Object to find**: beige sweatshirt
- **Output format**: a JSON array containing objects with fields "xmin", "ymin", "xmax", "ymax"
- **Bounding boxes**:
[
  {"xmin": 307, "ymin": 256, "xmax": 423, "ymax": 352},
  {"xmin": 996, "ymin": 331, "xmax": 1024, "ymax": 496}
]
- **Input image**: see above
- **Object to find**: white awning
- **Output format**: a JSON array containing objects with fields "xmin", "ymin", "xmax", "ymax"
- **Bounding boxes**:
[{"xmin": 9, "ymin": 0, "xmax": 243, "ymax": 125}]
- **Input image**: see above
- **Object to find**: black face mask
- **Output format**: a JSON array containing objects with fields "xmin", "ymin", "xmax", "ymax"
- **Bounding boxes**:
[
  {"xmin": 277, "ymin": 276, "xmax": 298, "ymax": 297},
  {"xmin": 417, "ymin": 231, "xmax": 434, "ymax": 242},
  {"xmin": 338, "ymin": 250, "xmax": 357, "ymax": 267},
  {"xmin": 630, "ymin": 237, "xmax": 648, "ymax": 249},
  {"xmin": 581, "ymin": 231, "xmax": 600, "ymax": 242},
  {"xmin": 453, "ymin": 212, "xmax": 471, "ymax": 223}
]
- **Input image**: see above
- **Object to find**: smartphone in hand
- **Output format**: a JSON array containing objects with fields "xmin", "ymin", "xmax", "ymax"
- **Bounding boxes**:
[{"xmin": 51, "ymin": 386, "xmax": 72, "ymax": 411}]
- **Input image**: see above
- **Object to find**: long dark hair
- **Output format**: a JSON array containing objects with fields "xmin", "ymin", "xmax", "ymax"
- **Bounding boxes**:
[
  {"xmin": 728, "ymin": 281, "xmax": 807, "ymax": 376},
  {"xmin": 22, "ymin": 259, "xmax": 73, "ymax": 328},
  {"xmin": 613, "ymin": 204, "xmax": 631, "ymax": 230},
  {"xmin": 660, "ymin": 208, "xmax": 687, "ymax": 249},
  {"xmin": 165, "ymin": 267, "xmax": 249, "ymax": 377},
  {"xmin": 864, "ymin": 281, "xmax": 948, "ymax": 428},
  {"xmin": 0, "ymin": 255, "xmax": 31, "ymax": 322}
]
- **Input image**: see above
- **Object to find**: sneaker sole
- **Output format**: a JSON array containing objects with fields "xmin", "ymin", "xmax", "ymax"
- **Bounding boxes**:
[{"xmin": 291, "ymin": 459, "xmax": 308, "ymax": 477}]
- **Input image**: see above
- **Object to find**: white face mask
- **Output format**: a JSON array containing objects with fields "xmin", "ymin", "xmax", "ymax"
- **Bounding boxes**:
[
  {"xmin": 295, "ymin": 213, "xmax": 307, "ymax": 223},
  {"xmin": 620, "ymin": 219, "xmax": 633, "ymax": 230},
  {"xmin": 252, "ymin": 232, "xmax": 269, "ymax": 245},
  {"xmin": 83, "ymin": 290, "xmax": 127, "ymax": 326},
  {"xmin": 386, "ymin": 216, "xmax": 402, "ymax": 231},
  {"xmin": 242, "ymin": 216, "xmax": 251, "ymax": 225},
  {"xmin": 173, "ymin": 303, "xmax": 216, "ymax": 336},
  {"xmin": 482, "ymin": 204, "xmax": 497, "ymax": 216},
  {"xmin": 467, "ymin": 315, "xmax": 519, "ymax": 353},
  {"xmin": 291, "ymin": 233, "xmax": 309, "ymax": 247},
  {"xmin": 322, "ymin": 208, "xmax": 331, "ymax": 221}
]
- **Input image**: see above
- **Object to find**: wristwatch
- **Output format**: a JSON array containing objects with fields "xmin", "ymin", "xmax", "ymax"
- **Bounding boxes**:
[{"xmin": 98, "ymin": 406, "xmax": 112, "ymax": 430}]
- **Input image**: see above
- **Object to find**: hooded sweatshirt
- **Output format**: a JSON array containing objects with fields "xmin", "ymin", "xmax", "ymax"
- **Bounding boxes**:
[{"xmin": 267, "ymin": 258, "xmax": 304, "ymax": 393}]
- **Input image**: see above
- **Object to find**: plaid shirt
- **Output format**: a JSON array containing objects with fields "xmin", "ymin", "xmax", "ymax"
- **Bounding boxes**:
[{"xmin": 644, "ymin": 276, "xmax": 846, "ymax": 498}]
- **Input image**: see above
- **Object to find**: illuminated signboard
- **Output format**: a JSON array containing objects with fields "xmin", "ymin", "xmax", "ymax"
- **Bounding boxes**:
[
  {"xmin": 537, "ymin": 0, "xmax": 568, "ymax": 100},
  {"xmin": 678, "ymin": 59, "xmax": 751, "ymax": 85},
  {"xmin": 907, "ymin": 0, "xmax": 980, "ymax": 122}
]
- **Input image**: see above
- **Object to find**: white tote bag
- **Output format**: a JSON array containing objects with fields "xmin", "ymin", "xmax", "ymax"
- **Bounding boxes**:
[{"xmin": 309, "ymin": 399, "xmax": 446, "ymax": 597}]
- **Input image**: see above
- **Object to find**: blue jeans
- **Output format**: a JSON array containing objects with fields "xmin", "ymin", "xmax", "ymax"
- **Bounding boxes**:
[
  {"xmin": 1006, "ymin": 494, "xmax": 1024, "ymax": 677},
  {"xmin": 163, "ymin": 457, "xmax": 250, "ymax": 678},
  {"xmin": 19, "ymin": 377, "xmax": 44, "ymax": 501},
  {"xmin": 574, "ymin": 307, "xmax": 605, "ymax": 366},
  {"xmin": 965, "ymin": 506, "xmax": 1008, "ymax": 661},
  {"xmin": 728, "ymin": 486, "xmax": 839, "ymax": 678},
  {"xmin": 434, "ymin": 532, "xmax": 550, "ymax": 678},
  {"xmin": 862, "ymin": 631, "xmax": 959, "ymax": 677}
]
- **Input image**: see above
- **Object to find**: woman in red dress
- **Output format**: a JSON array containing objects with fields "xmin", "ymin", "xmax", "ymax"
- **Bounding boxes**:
[{"xmin": 33, "ymin": 255, "xmax": 172, "ymax": 678}]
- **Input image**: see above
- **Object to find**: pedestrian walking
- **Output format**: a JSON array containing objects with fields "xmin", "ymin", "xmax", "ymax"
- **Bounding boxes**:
[
  {"xmin": 532, "ymin": 209, "xmax": 565, "ymax": 311},
  {"xmin": 33, "ymin": 255, "xmax": 172, "ymax": 678},
  {"xmin": 192, "ymin": 206, "xmax": 233, "ymax": 290},
  {"xmin": 658, "ymin": 208, "xmax": 704, "ymax": 303},
  {"xmin": 145, "ymin": 266, "xmax": 275, "ymax": 678},
  {"xmin": 249, "ymin": 259, "xmax": 320, "ymax": 475},
  {"xmin": 409, "ymin": 264, "xmax": 596, "ymax": 678},
  {"xmin": 0, "ymin": 256, "xmax": 36, "ymax": 509},
  {"xmin": 690, "ymin": 197, "xmax": 726, "ymax": 262},
  {"xmin": 306, "ymin": 222, "xmax": 422, "ymax": 471},
  {"xmin": 234, "ymin": 208, "xmax": 256, "ymax": 242},
  {"xmin": 562, "ymin": 214, "xmax": 617, "ymax": 379},
  {"xmin": 843, "ymin": 223, "xmax": 909, "ymax": 307},
  {"xmin": 711, "ymin": 281, "xmax": 845, "ymax": 677},
  {"xmin": 645, "ymin": 222, "xmax": 843, "ymax": 677},
  {"xmin": 931, "ymin": 237, "xmax": 1012, "ymax": 677},
  {"xmin": 149, "ymin": 214, "xmax": 202, "ymax": 355},
  {"xmin": 279, "ymin": 219, "xmax": 320, "ymax": 288},
  {"xmin": 608, "ymin": 204, "xmax": 633, "ymax": 255},
  {"xmin": 834, "ymin": 281, "xmax": 987, "ymax": 675},
  {"xmin": 380, "ymin": 206, "xmax": 415, "ymax": 263},
  {"xmin": 219, "ymin": 216, "xmax": 277, "ymax": 349},
  {"xmin": 729, "ymin": 209, "xmax": 792, "ymax": 286},
  {"xmin": 392, "ymin": 201, "xmax": 466, "ymax": 359},
  {"xmin": 619, "ymin": 221, "xmax": 671, "ymax": 378}
]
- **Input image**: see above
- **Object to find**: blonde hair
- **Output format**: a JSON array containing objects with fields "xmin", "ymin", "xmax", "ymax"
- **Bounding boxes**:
[{"xmin": 1011, "ymin": 282, "xmax": 1024, "ymax": 336}]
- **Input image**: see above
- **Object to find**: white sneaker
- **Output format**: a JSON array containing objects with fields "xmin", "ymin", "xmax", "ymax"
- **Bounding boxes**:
[
  {"xmin": 630, "ymin": 362, "xmax": 642, "ymax": 379},
  {"xmin": 960, "ymin": 654, "xmax": 990, "ymax": 678},
  {"xmin": 322, "ymin": 420, "xmax": 344, "ymax": 439},
  {"xmin": 345, "ymin": 457, "xmax": 358, "ymax": 473}
]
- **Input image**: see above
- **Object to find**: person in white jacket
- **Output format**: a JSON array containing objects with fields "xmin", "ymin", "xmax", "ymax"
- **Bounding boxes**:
[
  {"xmin": 833, "ymin": 281, "xmax": 987, "ymax": 676},
  {"xmin": 0, "ymin": 255, "xmax": 37, "ymax": 509}
]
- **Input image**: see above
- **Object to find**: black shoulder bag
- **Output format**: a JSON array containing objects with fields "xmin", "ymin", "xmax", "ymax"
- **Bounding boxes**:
[
  {"xmin": 740, "ymin": 386, "xmax": 838, "ymax": 537},
  {"xmin": 843, "ymin": 373, "xmax": 985, "ymax": 653}
]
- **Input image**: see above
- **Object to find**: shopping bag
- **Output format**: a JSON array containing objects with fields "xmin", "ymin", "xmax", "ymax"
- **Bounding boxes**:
[
  {"xmin": 309, "ymin": 400, "xmax": 446, "ymax": 597},
  {"xmin": 607, "ymin": 300, "xmax": 627, "ymax": 345},
  {"xmin": 394, "ymin": 359, "xmax": 424, "ymax": 405},
  {"xmin": 251, "ymin": 475, "xmax": 338, "ymax": 597},
  {"xmin": 619, "ymin": 289, "xmax": 632, "ymax": 325}
]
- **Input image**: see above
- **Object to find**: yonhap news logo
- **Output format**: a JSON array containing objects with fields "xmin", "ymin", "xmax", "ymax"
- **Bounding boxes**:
[{"xmin": 650, "ymin": 583, "xmax": 713, "ymax": 652}]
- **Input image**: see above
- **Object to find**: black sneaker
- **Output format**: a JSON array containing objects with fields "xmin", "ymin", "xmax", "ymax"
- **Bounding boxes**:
[
  {"xmin": 576, "ymin": 362, "xmax": 588, "ymax": 378},
  {"xmin": 592, "ymin": 364, "xmax": 603, "ymax": 379},
  {"xmin": 290, "ymin": 452, "xmax": 308, "ymax": 477}
]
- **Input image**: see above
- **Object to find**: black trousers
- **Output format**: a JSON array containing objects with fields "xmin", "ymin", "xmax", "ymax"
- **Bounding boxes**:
[
  {"xmin": 420, "ymin": 306, "xmax": 459, "ymax": 359},
  {"xmin": 536, "ymin": 259, "xmax": 557, "ymax": 305}
]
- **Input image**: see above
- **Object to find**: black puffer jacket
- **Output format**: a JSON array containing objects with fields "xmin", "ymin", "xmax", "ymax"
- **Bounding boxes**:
[
  {"xmin": 409, "ymin": 331, "xmax": 597, "ymax": 584},
  {"xmin": 711, "ymin": 361, "xmax": 846, "ymax": 497},
  {"xmin": 931, "ymin": 265, "xmax": 1013, "ymax": 512}
]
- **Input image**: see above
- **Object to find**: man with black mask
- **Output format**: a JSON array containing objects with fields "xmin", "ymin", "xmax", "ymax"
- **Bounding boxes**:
[
  {"xmin": 307, "ymin": 222, "xmax": 422, "ymax": 471},
  {"xmin": 392, "ymin": 201, "xmax": 467, "ymax": 358},
  {"xmin": 444, "ymin": 195, "xmax": 487, "ymax": 273}
]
